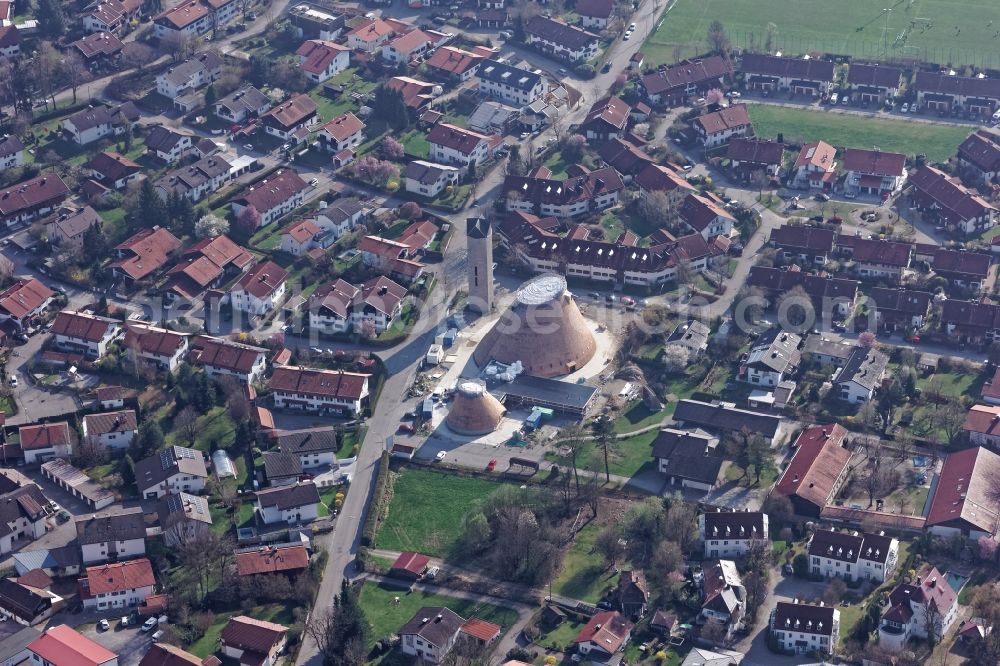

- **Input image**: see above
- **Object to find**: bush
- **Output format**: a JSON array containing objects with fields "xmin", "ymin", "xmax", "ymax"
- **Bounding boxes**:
[
  {"xmin": 360, "ymin": 452, "xmax": 391, "ymax": 546},
  {"xmin": 793, "ymin": 553, "xmax": 809, "ymax": 577},
  {"xmin": 574, "ymin": 63, "xmax": 596, "ymax": 78}
]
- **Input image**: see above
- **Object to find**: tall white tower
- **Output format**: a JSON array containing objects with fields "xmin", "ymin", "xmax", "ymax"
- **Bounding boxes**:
[{"xmin": 466, "ymin": 216, "xmax": 493, "ymax": 314}]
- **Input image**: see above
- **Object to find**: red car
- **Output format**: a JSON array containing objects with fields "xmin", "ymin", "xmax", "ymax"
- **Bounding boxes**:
[{"xmin": 486, "ymin": 459, "xmax": 497, "ymax": 472}]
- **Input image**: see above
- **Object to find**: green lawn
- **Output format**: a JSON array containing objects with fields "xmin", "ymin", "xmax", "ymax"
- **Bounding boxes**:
[
  {"xmin": 375, "ymin": 468, "xmax": 506, "ymax": 557},
  {"xmin": 307, "ymin": 68, "xmax": 379, "ymax": 123},
  {"xmin": 187, "ymin": 605, "xmax": 294, "ymax": 658},
  {"xmin": 746, "ymin": 104, "xmax": 970, "ymax": 162},
  {"xmin": 358, "ymin": 581, "xmax": 518, "ymax": 647},
  {"xmin": 547, "ymin": 428, "xmax": 660, "ymax": 478},
  {"xmin": 614, "ymin": 402, "xmax": 672, "ymax": 434},
  {"xmin": 542, "ymin": 151, "xmax": 572, "ymax": 179},
  {"xmin": 550, "ymin": 522, "xmax": 617, "ymax": 603},
  {"xmin": 318, "ymin": 485, "xmax": 341, "ymax": 518},
  {"xmin": 164, "ymin": 406, "xmax": 237, "ymax": 452},
  {"xmin": 915, "ymin": 368, "xmax": 984, "ymax": 399},
  {"xmin": 644, "ymin": 0, "xmax": 999, "ymax": 67},
  {"xmin": 535, "ymin": 617, "xmax": 588, "ymax": 651},
  {"xmin": 400, "ymin": 129, "xmax": 430, "ymax": 159}
]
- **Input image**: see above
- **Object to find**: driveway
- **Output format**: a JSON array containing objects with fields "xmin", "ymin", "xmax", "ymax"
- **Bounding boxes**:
[{"xmin": 79, "ymin": 622, "xmax": 159, "ymax": 666}]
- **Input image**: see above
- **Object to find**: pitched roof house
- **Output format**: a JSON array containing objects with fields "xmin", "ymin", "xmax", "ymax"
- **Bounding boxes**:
[
  {"xmin": 574, "ymin": 610, "xmax": 634, "ymax": 660},
  {"xmin": 27, "ymin": 625, "xmax": 117, "ymax": 666},
  {"xmin": 774, "ymin": 424, "xmax": 851, "ymax": 517},
  {"xmin": 925, "ymin": 446, "xmax": 1000, "ymax": 538},
  {"xmin": 220, "ymin": 616, "xmax": 288, "ymax": 666}
]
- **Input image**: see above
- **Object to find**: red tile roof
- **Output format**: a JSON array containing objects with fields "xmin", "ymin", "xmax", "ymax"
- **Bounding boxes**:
[
  {"xmin": 123, "ymin": 323, "xmax": 187, "ymax": 356},
  {"xmin": 282, "ymin": 219, "xmax": 321, "ymax": 243},
  {"xmin": 574, "ymin": 610, "xmax": 633, "ymax": 653},
  {"xmin": 775, "ymin": 424, "xmax": 851, "ymax": 509},
  {"xmin": 693, "ymin": 103, "xmax": 751, "ymax": 135},
  {"xmin": 583, "ymin": 96, "xmax": 630, "ymax": 132},
  {"xmin": 261, "ymin": 93, "xmax": 317, "ymax": 130},
  {"xmin": 426, "ymin": 46, "xmax": 482, "ymax": 75},
  {"xmin": 427, "ymin": 123, "xmax": 491, "ymax": 155},
  {"xmin": 794, "ymin": 141, "xmax": 837, "ymax": 170},
  {"xmin": 842, "ymin": 148, "xmax": 906, "ymax": 177},
  {"xmin": 111, "ymin": 227, "xmax": 182, "ymax": 281},
  {"xmin": 460, "ymin": 618, "xmax": 502, "ymax": 642},
  {"xmin": 926, "ymin": 446, "xmax": 1000, "ymax": 533},
  {"xmin": 346, "ymin": 17, "xmax": 393, "ymax": 41},
  {"xmin": 233, "ymin": 169, "xmax": 308, "ymax": 214},
  {"xmin": 679, "ymin": 193, "xmax": 734, "ymax": 233},
  {"xmin": 28, "ymin": 624, "xmax": 118, "ymax": 666},
  {"xmin": 269, "ymin": 366, "xmax": 369, "ymax": 400},
  {"xmin": 189, "ymin": 335, "xmax": 267, "ymax": 374},
  {"xmin": 634, "ymin": 164, "xmax": 695, "ymax": 194},
  {"xmin": 296, "ymin": 39, "xmax": 348, "ymax": 75},
  {"xmin": 391, "ymin": 551, "xmax": 430, "ymax": 574},
  {"xmin": 235, "ymin": 545, "xmax": 309, "ymax": 576},
  {"xmin": 320, "ymin": 112, "xmax": 365, "ymax": 142},
  {"xmin": 233, "ymin": 260, "xmax": 288, "ymax": 300},
  {"xmin": 138, "ymin": 643, "xmax": 211, "ymax": 666},
  {"xmin": 19, "ymin": 422, "xmax": 71, "ymax": 451},
  {"xmin": 51, "ymin": 310, "xmax": 118, "ymax": 342},
  {"xmin": 83, "ymin": 558, "xmax": 155, "ymax": 596},
  {"xmin": 982, "ymin": 366, "xmax": 1000, "ymax": 402},
  {"xmin": 220, "ymin": 616, "xmax": 288, "ymax": 655},
  {"xmin": 0, "ymin": 278, "xmax": 53, "ymax": 320}
]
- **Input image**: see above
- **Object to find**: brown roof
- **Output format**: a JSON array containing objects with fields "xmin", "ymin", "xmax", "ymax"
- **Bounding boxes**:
[
  {"xmin": 915, "ymin": 71, "xmax": 1000, "ymax": 100},
  {"xmin": 693, "ymin": 104, "xmax": 751, "ymax": 135},
  {"xmin": 71, "ymin": 31, "xmax": 124, "ymax": 59},
  {"xmin": 911, "ymin": 166, "xmax": 996, "ymax": 225},
  {"xmin": 235, "ymin": 545, "xmax": 309, "ymax": 576},
  {"xmin": 233, "ymin": 169, "xmax": 308, "ymax": 213},
  {"xmin": 392, "ymin": 551, "xmax": 430, "ymax": 574},
  {"xmin": 320, "ymin": 112, "xmax": 365, "ymax": 142},
  {"xmin": 387, "ymin": 28, "xmax": 432, "ymax": 54},
  {"xmin": 139, "ymin": 643, "xmax": 213, "ymax": 666},
  {"xmin": 848, "ymin": 237, "xmax": 912, "ymax": 267},
  {"xmin": 134, "ymin": 445, "xmax": 207, "ymax": 491},
  {"xmin": 255, "ymin": 481, "xmax": 320, "ymax": 510},
  {"xmin": 19, "ymin": 422, "xmax": 71, "ymax": 451},
  {"xmin": 634, "ymin": 164, "xmax": 694, "ymax": 194},
  {"xmin": 740, "ymin": 53, "xmax": 834, "ymax": 82},
  {"xmin": 0, "ymin": 175, "xmax": 70, "ymax": 218},
  {"xmin": 727, "ymin": 137, "xmax": 784, "ymax": 165},
  {"xmin": 426, "ymin": 46, "xmax": 482, "ymax": 75},
  {"xmin": 746, "ymin": 266, "xmax": 858, "ymax": 304},
  {"xmin": 184, "ymin": 235, "xmax": 254, "ymax": 271},
  {"xmin": 123, "ymin": 323, "xmax": 187, "ymax": 356},
  {"xmin": 261, "ymin": 94, "xmax": 317, "ymax": 130},
  {"xmin": 189, "ymin": 335, "xmax": 267, "ymax": 374},
  {"xmin": 0, "ymin": 26, "xmax": 19, "ymax": 49},
  {"xmin": 399, "ymin": 607, "xmax": 466, "ymax": 647},
  {"xmin": 386, "ymin": 76, "xmax": 436, "ymax": 109},
  {"xmin": 111, "ymin": 227, "xmax": 182, "ymax": 281},
  {"xmin": 794, "ymin": 141, "xmax": 837, "ymax": 170},
  {"xmin": 296, "ymin": 39, "xmax": 348, "ymax": 75},
  {"xmin": 82, "ymin": 410, "xmax": 137, "ymax": 436},
  {"xmin": 460, "ymin": 618, "xmax": 502, "ymax": 642},
  {"xmin": 51, "ymin": 310, "xmax": 118, "ymax": 343},
  {"xmin": 926, "ymin": 446, "xmax": 1000, "ymax": 532},
  {"xmin": 220, "ymin": 616, "xmax": 288, "ymax": 655},
  {"xmin": 770, "ymin": 225, "xmax": 836, "ymax": 252},
  {"xmin": 574, "ymin": 611, "xmax": 633, "ymax": 653},
  {"xmin": 155, "ymin": 0, "xmax": 209, "ymax": 29},
  {"xmin": 427, "ymin": 123, "xmax": 491, "ymax": 155},
  {"xmin": 582, "ymin": 96, "xmax": 631, "ymax": 132},
  {"xmin": 269, "ymin": 366, "xmax": 369, "ymax": 400},
  {"xmin": 932, "ymin": 247, "xmax": 992, "ymax": 279},
  {"xmin": 83, "ymin": 558, "xmax": 154, "ymax": 595},
  {"xmin": 232, "ymin": 260, "xmax": 288, "ymax": 300},
  {"xmin": 775, "ymin": 424, "xmax": 851, "ymax": 509},
  {"xmin": 84, "ymin": 151, "xmax": 141, "ymax": 184},
  {"xmin": 958, "ymin": 130, "xmax": 1000, "ymax": 174},
  {"xmin": 0, "ymin": 278, "xmax": 53, "ymax": 320},
  {"xmin": 524, "ymin": 15, "xmax": 598, "ymax": 50},
  {"xmin": 75, "ymin": 507, "xmax": 145, "ymax": 545},
  {"xmin": 679, "ymin": 193, "xmax": 734, "ymax": 233},
  {"xmin": 640, "ymin": 57, "xmax": 730, "ymax": 96},
  {"xmin": 46, "ymin": 206, "xmax": 101, "ymax": 241},
  {"xmin": 575, "ymin": 0, "xmax": 613, "ymax": 18},
  {"xmin": 842, "ymin": 148, "xmax": 906, "ymax": 176},
  {"xmin": 346, "ymin": 17, "xmax": 393, "ymax": 41},
  {"xmin": 847, "ymin": 63, "xmax": 903, "ymax": 89}
]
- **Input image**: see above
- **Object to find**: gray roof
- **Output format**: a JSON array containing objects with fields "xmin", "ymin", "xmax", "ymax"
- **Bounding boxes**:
[
  {"xmin": 496, "ymin": 374, "xmax": 597, "ymax": 412},
  {"xmin": 134, "ymin": 446, "xmax": 208, "ymax": 491},
  {"xmin": 263, "ymin": 451, "xmax": 303, "ymax": 480},
  {"xmin": 75, "ymin": 507, "xmax": 145, "ymax": 545},
  {"xmin": 666, "ymin": 319, "xmax": 710, "ymax": 351},
  {"xmin": 157, "ymin": 491, "xmax": 212, "ymax": 526},
  {"xmin": 144, "ymin": 126, "xmax": 190, "ymax": 153},
  {"xmin": 745, "ymin": 328, "xmax": 801, "ymax": 374},
  {"xmin": 833, "ymin": 346, "xmax": 888, "ymax": 391},
  {"xmin": 161, "ymin": 50, "xmax": 223, "ymax": 87},
  {"xmin": 477, "ymin": 59, "xmax": 542, "ymax": 94},
  {"xmin": 679, "ymin": 648, "xmax": 743, "ymax": 666},
  {"xmin": 216, "ymin": 85, "xmax": 270, "ymax": 116},
  {"xmin": 673, "ymin": 399, "xmax": 781, "ymax": 438},
  {"xmin": 321, "ymin": 197, "xmax": 363, "ymax": 224},
  {"xmin": 702, "ymin": 511, "xmax": 767, "ymax": 540},
  {"xmin": 404, "ymin": 160, "xmax": 453, "ymax": 185},
  {"xmin": 256, "ymin": 481, "xmax": 320, "ymax": 510},
  {"xmin": 803, "ymin": 335, "xmax": 853, "ymax": 362},
  {"xmin": 0, "ymin": 621, "xmax": 39, "ymax": 661},
  {"xmin": 0, "ymin": 135, "xmax": 24, "ymax": 158},
  {"xmin": 650, "ymin": 429, "xmax": 724, "ymax": 485},
  {"xmin": 12, "ymin": 544, "xmax": 81, "ymax": 573},
  {"xmin": 399, "ymin": 607, "xmax": 466, "ymax": 648},
  {"xmin": 276, "ymin": 427, "xmax": 339, "ymax": 455}
]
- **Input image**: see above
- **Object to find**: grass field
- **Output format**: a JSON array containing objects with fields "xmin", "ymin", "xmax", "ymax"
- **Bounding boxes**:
[
  {"xmin": 187, "ymin": 605, "xmax": 294, "ymax": 658},
  {"xmin": 375, "ymin": 468, "xmax": 505, "ymax": 557},
  {"xmin": 549, "ymin": 522, "xmax": 618, "ymax": 603},
  {"xmin": 358, "ymin": 581, "xmax": 518, "ymax": 647},
  {"xmin": 645, "ymin": 0, "xmax": 1000, "ymax": 67},
  {"xmin": 745, "ymin": 104, "xmax": 970, "ymax": 161}
]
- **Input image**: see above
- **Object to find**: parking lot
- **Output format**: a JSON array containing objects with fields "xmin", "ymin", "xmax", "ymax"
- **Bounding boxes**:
[{"xmin": 79, "ymin": 620, "xmax": 161, "ymax": 666}]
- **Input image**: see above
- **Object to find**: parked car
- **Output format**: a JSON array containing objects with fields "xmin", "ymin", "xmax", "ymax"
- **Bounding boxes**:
[
  {"xmin": 601, "ymin": 62, "xmax": 611, "ymax": 73},
  {"xmin": 486, "ymin": 458, "xmax": 497, "ymax": 471},
  {"xmin": 8, "ymin": 375, "xmax": 16, "ymax": 387},
  {"xmin": 435, "ymin": 451, "xmax": 446, "ymax": 461},
  {"xmin": 425, "ymin": 566, "xmax": 440, "ymax": 580},
  {"xmin": 815, "ymin": 193, "xmax": 830, "ymax": 201},
  {"xmin": 98, "ymin": 620, "xmax": 110, "ymax": 632},
  {"xmin": 142, "ymin": 618, "xmax": 157, "ymax": 632}
]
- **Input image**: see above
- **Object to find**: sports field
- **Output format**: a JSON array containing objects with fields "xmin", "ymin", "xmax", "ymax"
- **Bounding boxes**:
[
  {"xmin": 746, "ymin": 104, "xmax": 970, "ymax": 161},
  {"xmin": 645, "ymin": 0, "xmax": 1000, "ymax": 67}
]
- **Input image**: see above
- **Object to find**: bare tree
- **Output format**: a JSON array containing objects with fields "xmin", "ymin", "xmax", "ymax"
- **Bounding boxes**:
[
  {"xmin": 123, "ymin": 42, "xmax": 157, "ymax": 72},
  {"xmin": 593, "ymin": 525, "xmax": 623, "ymax": 571},
  {"xmin": 700, "ymin": 617, "xmax": 726, "ymax": 645},
  {"xmin": 61, "ymin": 52, "xmax": 91, "ymax": 104},
  {"xmin": 174, "ymin": 406, "xmax": 199, "ymax": 448}
]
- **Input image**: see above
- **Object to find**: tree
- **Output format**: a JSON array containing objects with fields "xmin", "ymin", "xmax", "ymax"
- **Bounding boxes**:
[
  {"xmin": 745, "ymin": 434, "xmax": 771, "ymax": 485},
  {"xmin": 307, "ymin": 581, "xmax": 370, "ymax": 666},
  {"xmin": 700, "ymin": 618, "xmax": 726, "ymax": 645},
  {"xmin": 36, "ymin": 0, "xmax": 66, "ymax": 37},
  {"xmin": 704, "ymin": 88, "xmax": 724, "ymax": 106},
  {"xmin": 764, "ymin": 22, "xmax": 779, "ymax": 52},
  {"xmin": 128, "ymin": 179, "xmax": 169, "ymax": 234},
  {"xmin": 123, "ymin": 43, "xmax": 157, "ymax": 72},
  {"xmin": 381, "ymin": 136, "xmax": 405, "ymax": 160},
  {"xmin": 858, "ymin": 330, "xmax": 876, "ymax": 348},
  {"xmin": 650, "ymin": 540, "xmax": 682, "ymax": 576},
  {"xmin": 248, "ymin": 55, "xmax": 273, "ymax": 87},
  {"xmin": 824, "ymin": 577, "xmax": 848, "ymax": 606},
  {"xmin": 592, "ymin": 415, "xmax": 614, "ymax": 483},
  {"xmin": 34, "ymin": 43, "xmax": 62, "ymax": 111},
  {"xmin": 663, "ymin": 499, "xmax": 698, "ymax": 555},
  {"xmin": 558, "ymin": 423, "xmax": 588, "ymax": 496},
  {"xmin": 81, "ymin": 224, "xmax": 109, "ymax": 267},
  {"xmin": 935, "ymin": 399, "xmax": 967, "ymax": 448},
  {"xmin": 234, "ymin": 206, "xmax": 261, "ymax": 238},
  {"xmin": 637, "ymin": 191, "xmax": 673, "ymax": 231},
  {"xmin": 662, "ymin": 345, "xmax": 690, "ymax": 373},
  {"xmin": 777, "ymin": 285, "xmax": 813, "ymax": 330},
  {"xmin": 561, "ymin": 134, "xmax": 586, "ymax": 162},
  {"xmin": 706, "ymin": 20, "xmax": 730, "ymax": 55},
  {"xmin": 195, "ymin": 214, "xmax": 229, "ymax": 239},
  {"xmin": 398, "ymin": 201, "xmax": 422, "ymax": 220},
  {"xmin": 371, "ymin": 85, "xmax": 409, "ymax": 131},
  {"xmin": 924, "ymin": 596, "xmax": 944, "ymax": 647},
  {"xmin": 204, "ymin": 84, "xmax": 217, "ymax": 107},
  {"xmin": 135, "ymin": 421, "xmax": 165, "ymax": 456},
  {"xmin": 593, "ymin": 525, "xmax": 623, "ymax": 570},
  {"xmin": 61, "ymin": 52, "xmax": 91, "ymax": 104},
  {"xmin": 161, "ymin": 32, "xmax": 195, "ymax": 61},
  {"xmin": 174, "ymin": 406, "xmax": 199, "ymax": 447},
  {"xmin": 622, "ymin": 498, "xmax": 664, "ymax": 565}
]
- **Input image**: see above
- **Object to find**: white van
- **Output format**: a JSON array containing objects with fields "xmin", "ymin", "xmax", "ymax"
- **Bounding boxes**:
[{"xmin": 829, "ymin": 92, "xmax": 838, "ymax": 105}]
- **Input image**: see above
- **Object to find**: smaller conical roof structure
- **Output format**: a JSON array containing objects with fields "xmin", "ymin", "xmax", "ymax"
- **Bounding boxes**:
[{"xmin": 446, "ymin": 381, "xmax": 506, "ymax": 435}]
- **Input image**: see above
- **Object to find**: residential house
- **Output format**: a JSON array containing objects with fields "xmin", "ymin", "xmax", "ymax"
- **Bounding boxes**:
[
  {"xmin": 122, "ymin": 323, "xmax": 189, "ymax": 373},
  {"xmin": 280, "ymin": 219, "xmax": 322, "ymax": 257},
  {"xmin": 0, "ymin": 279, "xmax": 52, "ymax": 335},
  {"xmin": 71, "ymin": 31, "xmax": 125, "ymax": 64},
  {"xmin": 502, "ymin": 167, "xmax": 625, "ymax": 218},
  {"xmin": 679, "ymin": 193, "xmax": 735, "ymax": 240},
  {"xmin": 96, "ymin": 386, "xmax": 127, "ymax": 410},
  {"xmin": 774, "ymin": 424, "xmax": 851, "ymax": 517},
  {"xmin": 0, "ymin": 26, "xmax": 17, "ymax": 59},
  {"xmin": 110, "ymin": 227, "xmax": 182, "ymax": 286},
  {"xmin": 739, "ymin": 53, "xmax": 834, "ymax": 96},
  {"xmin": 235, "ymin": 544, "xmax": 309, "ymax": 577},
  {"xmin": 665, "ymin": 319, "xmax": 710, "ymax": 356},
  {"xmin": 83, "ymin": 152, "xmax": 143, "ymax": 191},
  {"xmin": 879, "ymin": 565, "xmax": 958, "ymax": 652},
  {"xmin": 154, "ymin": 154, "xmax": 232, "ymax": 204},
  {"xmin": 156, "ymin": 492, "xmax": 211, "ymax": 547},
  {"xmin": 255, "ymin": 481, "xmax": 320, "ymax": 525},
  {"xmin": 426, "ymin": 46, "xmax": 483, "ymax": 83},
  {"xmin": 61, "ymin": 102, "xmax": 138, "ymax": 146},
  {"xmin": 618, "ymin": 570, "xmax": 648, "ymax": 618},
  {"xmin": 808, "ymin": 529, "xmax": 898, "ymax": 582},
  {"xmin": 399, "ymin": 608, "xmax": 465, "ymax": 663},
  {"xmin": 139, "ymin": 644, "xmax": 219, "ymax": 666},
  {"xmin": 477, "ymin": 59, "xmax": 545, "ymax": 108},
  {"xmin": 692, "ymin": 104, "xmax": 752, "ymax": 148},
  {"xmin": 914, "ymin": 71, "xmax": 1000, "ymax": 116},
  {"xmin": 359, "ymin": 235, "xmax": 425, "ymax": 284},
  {"xmin": 27, "ymin": 625, "xmax": 118, "ymax": 666},
  {"xmin": 385, "ymin": 76, "xmax": 438, "ymax": 111},
  {"xmin": 214, "ymin": 86, "xmax": 271, "ymax": 124},
  {"xmin": 187, "ymin": 335, "xmax": 267, "ymax": 383},
  {"xmin": 833, "ymin": 346, "xmax": 888, "ymax": 403},
  {"xmin": 745, "ymin": 266, "xmax": 859, "ymax": 319},
  {"xmin": 155, "ymin": 51, "xmax": 223, "ymax": 101},
  {"xmin": 803, "ymin": 335, "xmax": 854, "ymax": 367},
  {"xmin": 957, "ymin": 130, "xmax": 1000, "ymax": 183},
  {"xmin": 678, "ymin": 649, "xmax": 742, "ymax": 666},
  {"xmin": 842, "ymin": 148, "xmax": 907, "ymax": 197},
  {"xmin": 598, "ymin": 138, "xmax": 655, "ymax": 182},
  {"xmin": 580, "ymin": 96, "xmax": 631, "ymax": 142},
  {"xmin": 275, "ymin": 426, "xmax": 339, "ymax": 470},
  {"xmin": 791, "ymin": 141, "xmax": 837, "ymax": 190},
  {"xmin": 144, "ymin": 126, "xmax": 193, "ymax": 164},
  {"xmin": 260, "ymin": 94, "xmax": 317, "ymax": 143},
  {"xmin": 18, "ymin": 423, "xmax": 72, "ymax": 465},
  {"xmin": 296, "ymin": 39, "xmax": 349, "ymax": 84},
  {"xmin": 134, "ymin": 446, "xmax": 208, "ymax": 500},
  {"xmin": 940, "ymin": 298, "xmax": 1000, "ymax": 344},
  {"xmin": 287, "ymin": 4, "xmax": 345, "ymax": 40},
  {"xmin": 262, "ymin": 452, "xmax": 302, "ymax": 487},
  {"xmin": 672, "ymin": 399, "xmax": 783, "ymax": 445},
  {"xmin": 317, "ymin": 112, "xmax": 365, "ymax": 153},
  {"xmin": 962, "ymin": 404, "xmax": 1000, "ymax": 448},
  {"xmin": 634, "ymin": 163, "xmax": 696, "ymax": 204},
  {"xmin": 75, "ymin": 508, "xmax": 146, "ymax": 564},
  {"xmin": 770, "ymin": 601, "xmax": 839, "ymax": 655},
  {"xmin": 726, "ymin": 138, "xmax": 784, "ymax": 182},
  {"xmin": 428, "ymin": 123, "xmax": 493, "ymax": 168},
  {"xmin": 0, "ymin": 175, "xmax": 70, "ymax": 228},
  {"xmin": 315, "ymin": 197, "xmax": 365, "ymax": 240},
  {"xmin": 576, "ymin": 0, "xmax": 613, "ymax": 29},
  {"xmin": 308, "ymin": 276, "xmax": 407, "ymax": 335},
  {"xmin": 701, "ymin": 559, "xmax": 745, "ymax": 634},
  {"xmin": 699, "ymin": 511, "xmax": 769, "ymax": 559},
  {"xmin": 925, "ymin": 446, "xmax": 1000, "ymax": 538},
  {"xmin": 574, "ymin": 611, "xmax": 633, "ymax": 661},
  {"xmin": 11, "ymin": 544, "xmax": 82, "ymax": 578},
  {"xmin": 867, "ymin": 287, "xmax": 932, "ymax": 332},
  {"xmin": 231, "ymin": 169, "xmax": 308, "ymax": 228},
  {"xmin": 230, "ymin": 260, "xmax": 288, "ymax": 316},
  {"xmin": 909, "ymin": 165, "xmax": 997, "ymax": 235},
  {"xmin": 162, "ymin": 234, "xmax": 254, "ymax": 301},
  {"xmin": 847, "ymin": 63, "xmax": 903, "ymax": 104},
  {"xmin": 839, "ymin": 236, "xmax": 912, "ymax": 281},
  {"xmin": 81, "ymin": 411, "xmax": 137, "ymax": 451},
  {"xmin": 0, "ymin": 135, "xmax": 23, "ymax": 170},
  {"xmin": 153, "ymin": 0, "xmax": 239, "ymax": 39},
  {"xmin": 982, "ymin": 367, "xmax": 1000, "ymax": 405},
  {"xmin": 79, "ymin": 558, "xmax": 155, "ymax": 610},
  {"xmin": 0, "ymin": 578, "xmax": 56, "ymax": 626},
  {"xmin": 345, "ymin": 17, "xmax": 394, "ymax": 51},
  {"xmin": 404, "ymin": 160, "xmax": 460, "ymax": 198},
  {"xmin": 220, "ymin": 616, "xmax": 288, "ymax": 666},
  {"xmin": 651, "ymin": 429, "xmax": 725, "ymax": 492},
  {"xmin": 269, "ymin": 366, "xmax": 370, "ymax": 416},
  {"xmin": 931, "ymin": 248, "xmax": 993, "ymax": 292},
  {"xmin": 640, "ymin": 57, "xmax": 731, "ymax": 106},
  {"xmin": 740, "ymin": 329, "xmax": 801, "ymax": 387},
  {"xmin": 81, "ymin": 0, "xmax": 141, "ymax": 34},
  {"xmin": 45, "ymin": 207, "xmax": 101, "ymax": 252},
  {"xmin": 524, "ymin": 16, "xmax": 599, "ymax": 63},
  {"xmin": 381, "ymin": 28, "xmax": 434, "ymax": 64},
  {"xmin": 0, "ymin": 485, "xmax": 51, "ymax": 555},
  {"xmin": 769, "ymin": 225, "xmax": 835, "ymax": 265}
]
